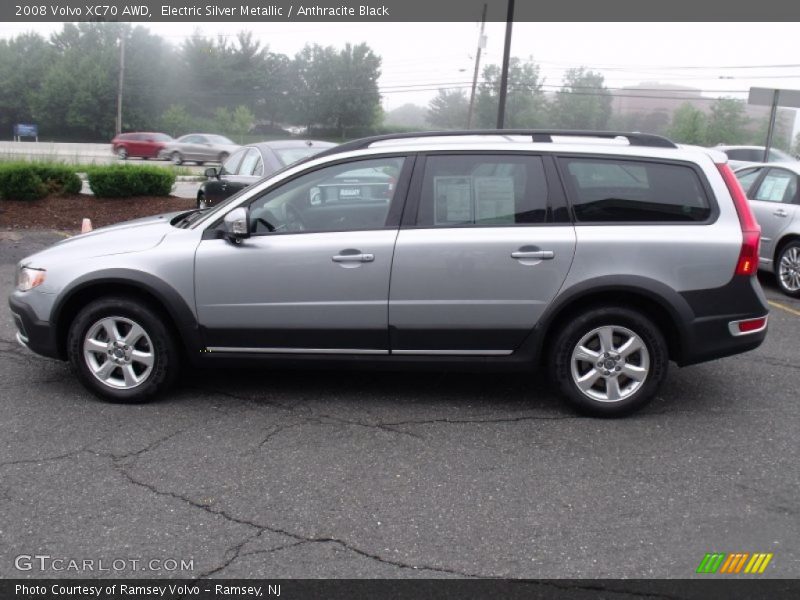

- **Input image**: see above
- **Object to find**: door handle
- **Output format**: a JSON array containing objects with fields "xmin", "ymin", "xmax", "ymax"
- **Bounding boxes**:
[
  {"xmin": 511, "ymin": 250, "xmax": 554, "ymax": 260},
  {"xmin": 773, "ymin": 209, "xmax": 788, "ymax": 217},
  {"xmin": 332, "ymin": 253, "xmax": 374, "ymax": 263}
]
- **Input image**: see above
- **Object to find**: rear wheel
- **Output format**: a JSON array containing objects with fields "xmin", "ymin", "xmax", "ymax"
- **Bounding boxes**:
[
  {"xmin": 776, "ymin": 241, "xmax": 800, "ymax": 298},
  {"xmin": 549, "ymin": 306, "xmax": 668, "ymax": 417},
  {"xmin": 67, "ymin": 297, "xmax": 178, "ymax": 403},
  {"xmin": 116, "ymin": 146, "xmax": 128, "ymax": 160}
]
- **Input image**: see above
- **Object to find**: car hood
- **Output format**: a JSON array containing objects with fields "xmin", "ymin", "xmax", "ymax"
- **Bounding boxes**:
[{"xmin": 22, "ymin": 212, "xmax": 184, "ymax": 265}]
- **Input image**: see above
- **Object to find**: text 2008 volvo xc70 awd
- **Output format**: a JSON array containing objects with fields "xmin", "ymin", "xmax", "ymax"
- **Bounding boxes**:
[{"xmin": 9, "ymin": 130, "xmax": 769, "ymax": 416}]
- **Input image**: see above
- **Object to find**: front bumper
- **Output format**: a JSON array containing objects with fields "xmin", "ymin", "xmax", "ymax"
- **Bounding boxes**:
[{"xmin": 8, "ymin": 295, "xmax": 62, "ymax": 360}]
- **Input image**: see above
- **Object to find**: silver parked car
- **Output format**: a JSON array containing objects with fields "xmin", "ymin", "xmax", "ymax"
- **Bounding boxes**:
[
  {"xmin": 158, "ymin": 133, "xmax": 240, "ymax": 165},
  {"xmin": 714, "ymin": 145, "xmax": 797, "ymax": 170},
  {"xmin": 10, "ymin": 130, "xmax": 769, "ymax": 417},
  {"xmin": 735, "ymin": 162, "xmax": 800, "ymax": 297}
]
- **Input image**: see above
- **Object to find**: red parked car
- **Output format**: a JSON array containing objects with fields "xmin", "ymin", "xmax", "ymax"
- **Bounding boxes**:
[{"xmin": 111, "ymin": 132, "xmax": 173, "ymax": 160}]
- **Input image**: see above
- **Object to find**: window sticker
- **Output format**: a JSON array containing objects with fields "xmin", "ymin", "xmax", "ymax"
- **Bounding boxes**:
[
  {"xmin": 434, "ymin": 176, "xmax": 473, "ymax": 224},
  {"xmin": 757, "ymin": 175, "xmax": 791, "ymax": 202},
  {"xmin": 474, "ymin": 176, "xmax": 515, "ymax": 223}
]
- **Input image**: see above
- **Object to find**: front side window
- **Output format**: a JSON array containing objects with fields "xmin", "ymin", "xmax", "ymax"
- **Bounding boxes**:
[
  {"xmin": 246, "ymin": 157, "xmax": 405, "ymax": 234},
  {"xmin": 561, "ymin": 158, "xmax": 711, "ymax": 222},
  {"xmin": 735, "ymin": 167, "xmax": 763, "ymax": 195},
  {"xmin": 416, "ymin": 155, "xmax": 549, "ymax": 227},
  {"xmin": 753, "ymin": 169, "xmax": 798, "ymax": 204},
  {"xmin": 221, "ymin": 149, "xmax": 246, "ymax": 175},
  {"xmin": 238, "ymin": 148, "xmax": 261, "ymax": 176}
]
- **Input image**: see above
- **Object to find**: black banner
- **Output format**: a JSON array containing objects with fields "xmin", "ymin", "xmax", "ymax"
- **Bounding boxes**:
[
  {"xmin": 3, "ymin": 579, "xmax": 800, "ymax": 600},
  {"xmin": 3, "ymin": 0, "xmax": 800, "ymax": 22}
]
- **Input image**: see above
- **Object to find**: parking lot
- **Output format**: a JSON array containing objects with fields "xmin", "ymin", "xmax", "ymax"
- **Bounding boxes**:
[{"xmin": 1, "ymin": 231, "xmax": 799, "ymax": 579}]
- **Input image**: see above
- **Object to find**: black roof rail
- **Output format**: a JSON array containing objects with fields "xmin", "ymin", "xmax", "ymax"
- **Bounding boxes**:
[{"xmin": 307, "ymin": 129, "xmax": 677, "ymax": 162}]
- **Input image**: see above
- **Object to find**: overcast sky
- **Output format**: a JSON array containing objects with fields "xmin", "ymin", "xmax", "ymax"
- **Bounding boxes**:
[{"xmin": 3, "ymin": 21, "xmax": 799, "ymax": 124}]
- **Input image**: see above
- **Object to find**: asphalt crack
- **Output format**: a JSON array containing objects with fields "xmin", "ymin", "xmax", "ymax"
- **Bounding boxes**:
[{"xmin": 114, "ymin": 459, "xmax": 484, "ymax": 578}]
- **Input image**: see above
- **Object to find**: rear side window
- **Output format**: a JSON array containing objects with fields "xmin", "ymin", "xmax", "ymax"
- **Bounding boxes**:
[
  {"xmin": 560, "ymin": 158, "xmax": 711, "ymax": 223},
  {"xmin": 416, "ymin": 155, "xmax": 549, "ymax": 227},
  {"xmin": 753, "ymin": 169, "xmax": 798, "ymax": 204}
]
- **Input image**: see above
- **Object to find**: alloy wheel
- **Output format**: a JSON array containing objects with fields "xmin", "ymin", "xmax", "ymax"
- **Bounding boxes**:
[
  {"xmin": 570, "ymin": 325, "xmax": 650, "ymax": 403},
  {"xmin": 83, "ymin": 316, "xmax": 154, "ymax": 389},
  {"xmin": 778, "ymin": 246, "xmax": 800, "ymax": 293}
]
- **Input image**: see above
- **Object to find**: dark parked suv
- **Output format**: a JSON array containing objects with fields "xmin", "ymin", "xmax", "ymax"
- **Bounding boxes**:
[{"xmin": 10, "ymin": 130, "xmax": 769, "ymax": 416}]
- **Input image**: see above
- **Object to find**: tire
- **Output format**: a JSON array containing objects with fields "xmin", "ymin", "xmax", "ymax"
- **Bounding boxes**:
[
  {"xmin": 197, "ymin": 193, "xmax": 208, "ymax": 210},
  {"xmin": 548, "ymin": 306, "xmax": 668, "ymax": 417},
  {"xmin": 197, "ymin": 161, "xmax": 205, "ymax": 166},
  {"xmin": 775, "ymin": 241, "xmax": 800, "ymax": 298},
  {"xmin": 67, "ymin": 297, "xmax": 179, "ymax": 403},
  {"xmin": 171, "ymin": 151, "xmax": 184, "ymax": 166},
  {"xmin": 116, "ymin": 146, "xmax": 128, "ymax": 160},
  {"xmin": 218, "ymin": 152, "xmax": 229, "ymax": 163}
]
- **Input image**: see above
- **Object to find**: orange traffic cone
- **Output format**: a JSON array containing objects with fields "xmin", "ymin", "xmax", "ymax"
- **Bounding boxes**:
[{"xmin": 81, "ymin": 218, "xmax": 92, "ymax": 233}]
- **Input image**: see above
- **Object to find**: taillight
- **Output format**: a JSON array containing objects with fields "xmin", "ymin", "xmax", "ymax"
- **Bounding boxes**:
[{"xmin": 716, "ymin": 163, "xmax": 760, "ymax": 277}]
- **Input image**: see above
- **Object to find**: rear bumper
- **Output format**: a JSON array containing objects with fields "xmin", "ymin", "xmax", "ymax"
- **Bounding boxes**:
[
  {"xmin": 8, "ymin": 295, "xmax": 62, "ymax": 360},
  {"xmin": 677, "ymin": 276, "xmax": 769, "ymax": 366}
]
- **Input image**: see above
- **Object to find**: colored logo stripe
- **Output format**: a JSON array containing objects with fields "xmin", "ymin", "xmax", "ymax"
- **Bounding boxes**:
[{"xmin": 697, "ymin": 553, "xmax": 773, "ymax": 574}]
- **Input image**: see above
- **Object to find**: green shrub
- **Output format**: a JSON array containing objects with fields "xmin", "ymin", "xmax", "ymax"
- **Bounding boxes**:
[
  {"xmin": 0, "ymin": 162, "xmax": 82, "ymax": 200},
  {"xmin": 86, "ymin": 165, "xmax": 176, "ymax": 197}
]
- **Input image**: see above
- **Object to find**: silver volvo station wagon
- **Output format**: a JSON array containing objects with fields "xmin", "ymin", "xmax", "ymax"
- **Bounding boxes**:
[{"xmin": 9, "ymin": 130, "xmax": 769, "ymax": 416}]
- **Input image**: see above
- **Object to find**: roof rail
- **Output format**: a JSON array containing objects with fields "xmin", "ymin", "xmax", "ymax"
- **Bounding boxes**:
[{"xmin": 308, "ymin": 129, "xmax": 677, "ymax": 162}]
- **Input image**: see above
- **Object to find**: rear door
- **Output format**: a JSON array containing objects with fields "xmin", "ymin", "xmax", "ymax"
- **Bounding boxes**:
[
  {"xmin": 388, "ymin": 153, "xmax": 576, "ymax": 354},
  {"xmin": 747, "ymin": 167, "xmax": 800, "ymax": 262}
]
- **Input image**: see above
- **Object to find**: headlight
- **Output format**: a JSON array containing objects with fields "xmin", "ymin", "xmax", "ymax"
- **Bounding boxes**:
[{"xmin": 16, "ymin": 266, "xmax": 46, "ymax": 291}]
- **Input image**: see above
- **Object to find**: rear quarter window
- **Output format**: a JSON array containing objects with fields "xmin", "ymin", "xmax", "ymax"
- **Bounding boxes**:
[{"xmin": 559, "ymin": 158, "xmax": 712, "ymax": 223}]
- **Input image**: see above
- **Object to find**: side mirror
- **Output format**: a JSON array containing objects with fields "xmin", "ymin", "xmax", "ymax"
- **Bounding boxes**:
[
  {"xmin": 205, "ymin": 167, "xmax": 219, "ymax": 179},
  {"xmin": 223, "ymin": 207, "xmax": 250, "ymax": 242}
]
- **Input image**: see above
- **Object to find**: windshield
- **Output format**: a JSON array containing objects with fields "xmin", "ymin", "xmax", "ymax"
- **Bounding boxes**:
[
  {"xmin": 274, "ymin": 146, "xmax": 330, "ymax": 166},
  {"xmin": 769, "ymin": 148, "xmax": 795, "ymax": 162}
]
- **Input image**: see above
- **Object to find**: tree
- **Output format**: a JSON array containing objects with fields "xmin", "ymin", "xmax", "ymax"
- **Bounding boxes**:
[
  {"xmin": 161, "ymin": 104, "xmax": 196, "ymax": 137},
  {"xmin": 474, "ymin": 58, "xmax": 547, "ymax": 128},
  {"xmin": 427, "ymin": 90, "xmax": 469, "ymax": 129},
  {"xmin": 289, "ymin": 43, "xmax": 382, "ymax": 135},
  {"xmin": 668, "ymin": 103, "xmax": 707, "ymax": 145},
  {"xmin": 213, "ymin": 105, "xmax": 255, "ymax": 142},
  {"xmin": 705, "ymin": 98, "xmax": 749, "ymax": 146},
  {"xmin": 384, "ymin": 103, "xmax": 429, "ymax": 128},
  {"xmin": 549, "ymin": 68, "xmax": 612, "ymax": 130},
  {"xmin": 0, "ymin": 32, "xmax": 54, "ymax": 137}
]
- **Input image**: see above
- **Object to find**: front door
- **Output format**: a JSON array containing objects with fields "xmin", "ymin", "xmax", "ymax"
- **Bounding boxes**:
[
  {"xmin": 389, "ymin": 153, "xmax": 576, "ymax": 354},
  {"xmin": 195, "ymin": 155, "xmax": 410, "ymax": 353}
]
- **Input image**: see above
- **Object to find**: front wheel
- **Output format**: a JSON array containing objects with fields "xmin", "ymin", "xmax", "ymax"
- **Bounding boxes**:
[
  {"xmin": 116, "ymin": 146, "xmax": 129, "ymax": 160},
  {"xmin": 67, "ymin": 297, "xmax": 179, "ymax": 403},
  {"xmin": 218, "ymin": 152, "xmax": 229, "ymax": 163},
  {"xmin": 776, "ymin": 241, "xmax": 800, "ymax": 298},
  {"xmin": 548, "ymin": 307, "xmax": 668, "ymax": 417},
  {"xmin": 171, "ymin": 151, "xmax": 184, "ymax": 165}
]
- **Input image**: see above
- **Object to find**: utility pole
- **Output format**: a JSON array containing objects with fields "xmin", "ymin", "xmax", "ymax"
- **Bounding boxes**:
[
  {"xmin": 496, "ymin": 0, "xmax": 515, "ymax": 129},
  {"xmin": 763, "ymin": 89, "xmax": 780, "ymax": 163},
  {"xmin": 115, "ymin": 34, "xmax": 125, "ymax": 135},
  {"xmin": 466, "ymin": 3, "xmax": 488, "ymax": 129}
]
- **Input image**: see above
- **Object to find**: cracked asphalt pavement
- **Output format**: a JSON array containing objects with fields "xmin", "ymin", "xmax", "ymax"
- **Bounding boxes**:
[{"xmin": 1, "ymin": 231, "xmax": 799, "ymax": 579}]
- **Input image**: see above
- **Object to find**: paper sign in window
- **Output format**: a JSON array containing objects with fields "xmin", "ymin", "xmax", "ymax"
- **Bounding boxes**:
[
  {"xmin": 757, "ymin": 175, "xmax": 791, "ymax": 203},
  {"xmin": 434, "ymin": 176, "xmax": 473, "ymax": 224},
  {"xmin": 474, "ymin": 176, "xmax": 515, "ymax": 223}
]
